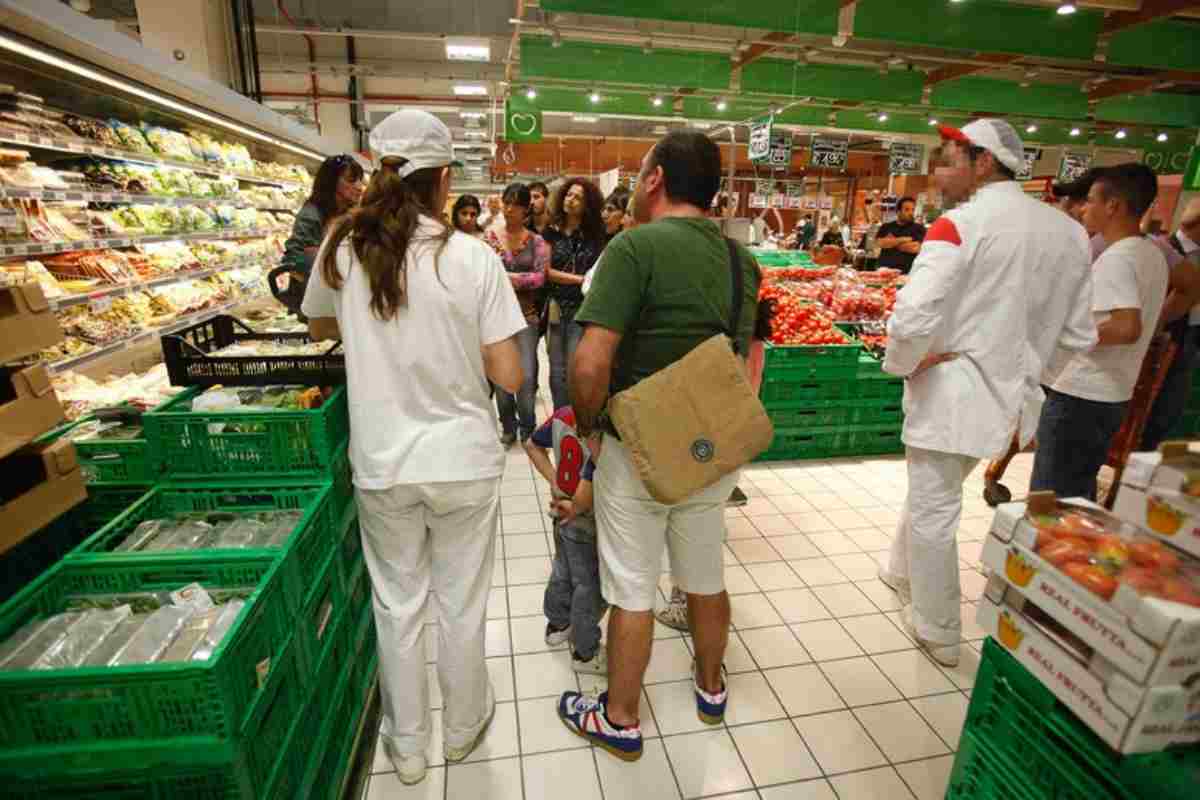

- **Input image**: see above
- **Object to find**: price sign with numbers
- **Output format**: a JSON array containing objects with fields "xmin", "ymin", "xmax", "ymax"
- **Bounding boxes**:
[
  {"xmin": 748, "ymin": 116, "xmax": 773, "ymax": 164},
  {"xmin": 1058, "ymin": 151, "xmax": 1093, "ymax": 184},
  {"xmin": 888, "ymin": 142, "xmax": 925, "ymax": 176},
  {"xmin": 1016, "ymin": 148, "xmax": 1043, "ymax": 181},
  {"xmin": 768, "ymin": 131, "xmax": 792, "ymax": 168},
  {"xmin": 810, "ymin": 136, "xmax": 848, "ymax": 170}
]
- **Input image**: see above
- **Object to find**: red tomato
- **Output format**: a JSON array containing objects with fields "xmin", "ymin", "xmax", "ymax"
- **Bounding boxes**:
[
  {"xmin": 1157, "ymin": 577, "xmax": 1200, "ymax": 608},
  {"xmin": 1037, "ymin": 538, "xmax": 1094, "ymax": 568},
  {"xmin": 1127, "ymin": 540, "xmax": 1181, "ymax": 573},
  {"xmin": 1117, "ymin": 566, "xmax": 1163, "ymax": 596},
  {"xmin": 1062, "ymin": 562, "xmax": 1119, "ymax": 600}
]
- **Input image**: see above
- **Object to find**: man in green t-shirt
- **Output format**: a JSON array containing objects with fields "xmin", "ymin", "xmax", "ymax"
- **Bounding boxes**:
[{"xmin": 556, "ymin": 131, "xmax": 762, "ymax": 762}]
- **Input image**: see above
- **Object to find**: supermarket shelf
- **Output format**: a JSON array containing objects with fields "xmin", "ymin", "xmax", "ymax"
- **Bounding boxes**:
[
  {"xmin": 47, "ymin": 296, "xmax": 258, "ymax": 374},
  {"xmin": 0, "ymin": 186, "xmax": 296, "ymax": 212},
  {"xmin": 0, "ymin": 127, "xmax": 308, "ymax": 189},
  {"xmin": 47, "ymin": 259, "xmax": 267, "ymax": 310},
  {"xmin": 0, "ymin": 226, "xmax": 288, "ymax": 258}
]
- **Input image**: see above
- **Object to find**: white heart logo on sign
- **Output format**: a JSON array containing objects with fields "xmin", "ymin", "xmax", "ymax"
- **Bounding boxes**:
[{"xmin": 510, "ymin": 113, "xmax": 537, "ymax": 135}]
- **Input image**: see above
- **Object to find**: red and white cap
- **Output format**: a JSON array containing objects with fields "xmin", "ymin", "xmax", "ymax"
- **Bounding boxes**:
[{"xmin": 937, "ymin": 118, "xmax": 1024, "ymax": 174}]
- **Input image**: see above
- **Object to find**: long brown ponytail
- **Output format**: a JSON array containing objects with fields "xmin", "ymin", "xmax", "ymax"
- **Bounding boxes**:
[{"xmin": 321, "ymin": 158, "xmax": 452, "ymax": 320}]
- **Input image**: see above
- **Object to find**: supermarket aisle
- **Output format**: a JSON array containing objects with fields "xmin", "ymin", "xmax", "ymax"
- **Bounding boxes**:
[{"xmin": 364, "ymin": 432, "xmax": 1034, "ymax": 799}]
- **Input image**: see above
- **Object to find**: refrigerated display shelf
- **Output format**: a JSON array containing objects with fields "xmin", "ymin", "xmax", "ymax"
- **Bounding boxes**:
[
  {"xmin": 0, "ymin": 126, "xmax": 308, "ymax": 189},
  {"xmin": 0, "ymin": 226, "xmax": 287, "ymax": 258},
  {"xmin": 0, "ymin": 186, "xmax": 295, "ymax": 212},
  {"xmin": 46, "ymin": 258, "xmax": 267, "ymax": 310}
]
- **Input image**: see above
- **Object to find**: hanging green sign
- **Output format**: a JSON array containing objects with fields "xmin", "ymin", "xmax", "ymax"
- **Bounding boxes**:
[
  {"xmin": 504, "ymin": 100, "xmax": 543, "ymax": 143},
  {"xmin": 748, "ymin": 116, "xmax": 773, "ymax": 163},
  {"xmin": 1174, "ymin": 147, "xmax": 1199, "ymax": 189}
]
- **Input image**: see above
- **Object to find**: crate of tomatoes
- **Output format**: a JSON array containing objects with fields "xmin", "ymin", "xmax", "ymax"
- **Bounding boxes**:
[{"xmin": 759, "ymin": 283, "xmax": 861, "ymax": 377}]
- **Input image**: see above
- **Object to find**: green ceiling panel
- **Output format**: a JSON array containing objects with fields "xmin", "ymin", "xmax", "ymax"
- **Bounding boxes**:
[
  {"xmin": 538, "ymin": 0, "xmax": 840, "ymax": 34},
  {"xmin": 1107, "ymin": 20, "xmax": 1200, "ymax": 73},
  {"xmin": 852, "ymin": 0, "xmax": 1103, "ymax": 61},
  {"xmin": 1095, "ymin": 94, "xmax": 1200, "ymax": 130},
  {"xmin": 931, "ymin": 77, "xmax": 1088, "ymax": 120},
  {"xmin": 741, "ymin": 59, "xmax": 924, "ymax": 104},
  {"xmin": 517, "ymin": 87, "xmax": 670, "ymax": 116},
  {"xmin": 521, "ymin": 36, "xmax": 731, "ymax": 90}
]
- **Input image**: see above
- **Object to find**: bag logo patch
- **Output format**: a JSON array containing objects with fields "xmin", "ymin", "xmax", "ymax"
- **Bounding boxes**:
[{"xmin": 691, "ymin": 439, "xmax": 715, "ymax": 463}]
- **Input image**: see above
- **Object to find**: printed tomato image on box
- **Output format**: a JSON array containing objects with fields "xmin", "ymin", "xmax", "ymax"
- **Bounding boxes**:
[
  {"xmin": 981, "ymin": 493, "xmax": 1200, "ymax": 688},
  {"xmin": 1114, "ymin": 445, "xmax": 1200, "ymax": 560}
]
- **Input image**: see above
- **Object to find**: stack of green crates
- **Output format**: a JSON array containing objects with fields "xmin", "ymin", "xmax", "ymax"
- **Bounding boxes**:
[
  {"xmin": 757, "ymin": 343, "xmax": 905, "ymax": 461},
  {"xmin": 0, "ymin": 380, "xmax": 374, "ymax": 799},
  {"xmin": 1163, "ymin": 370, "xmax": 1200, "ymax": 440},
  {"xmin": 946, "ymin": 638, "xmax": 1200, "ymax": 800}
]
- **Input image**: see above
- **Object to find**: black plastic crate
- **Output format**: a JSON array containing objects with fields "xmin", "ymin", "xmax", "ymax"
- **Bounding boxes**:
[{"xmin": 161, "ymin": 315, "xmax": 345, "ymax": 388}]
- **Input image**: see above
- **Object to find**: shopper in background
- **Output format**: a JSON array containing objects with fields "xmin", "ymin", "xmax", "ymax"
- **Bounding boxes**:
[
  {"xmin": 475, "ymin": 193, "xmax": 503, "ymax": 232},
  {"xmin": 557, "ymin": 131, "xmax": 762, "ymax": 762},
  {"xmin": 451, "ymin": 194, "xmax": 484, "ymax": 238},
  {"xmin": 546, "ymin": 177, "xmax": 606, "ymax": 410},
  {"xmin": 1031, "ymin": 164, "xmax": 1168, "ymax": 500},
  {"xmin": 797, "ymin": 213, "xmax": 816, "ymax": 250},
  {"xmin": 276, "ymin": 154, "xmax": 364, "ymax": 317},
  {"xmin": 483, "ymin": 183, "xmax": 551, "ymax": 446},
  {"xmin": 1051, "ymin": 171, "xmax": 1095, "ymax": 225},
  {"xmin": 302, "ymin": 110, "xmax": 525, "ymax": 786},
  {"xmin": 818, "ymin": 216, "xmax": 845, "ymax": 247},
  {"xmin": 602, "ymin": 187, "xmax": 631, "ymax": 241},
  {"xmin": 882, "ymin": 119, "xmax": 1096, "ymax": 667},
  {"xmin": 875, "ymin": 196, "xmax": 926, "ymax": 274},
  {"xmin": 528, "ymin": 180, "xmax": 554, "ymax": 237}
]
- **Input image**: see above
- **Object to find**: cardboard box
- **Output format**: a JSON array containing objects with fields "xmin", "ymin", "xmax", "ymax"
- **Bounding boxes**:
[
  {"xmin": 984, "ymin": 497, "xmax": 1200, "ymax": 687},
  {"xmin": 0, "ymin": 365, "xmax": 64, "ymax": 459},
  {"xmin": 0, "ymin": 282, "xmax": 63, "ymax": 364},
  {"xmin": 0, "ymin": 439, "xmax": 86, "ymax": 557},
  {"xmin": 977, "ymin": 591, "xmax": 1200, "ymax": 754},
  {"xmin": 1114, "ymin": 445, "xmax": 1200, "ymax": 559}
]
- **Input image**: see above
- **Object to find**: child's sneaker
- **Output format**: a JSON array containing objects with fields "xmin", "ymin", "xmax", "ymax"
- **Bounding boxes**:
[
  {"xmin": 545, "ymin": 621, "xmax": 572, "ymax": 647},
  {"xmin": 654, "ymin": 586, "xmax": 689, "ymax": 632},
  {"xmin": 572, "ymin": 645, "xmax": 607, "ymax": 675},
  {"xmin": 694, "ymin": 662, "xmax": 729, "ymax": 725},
  {"xmin": 557, "ymin": 690, "xmax": 643, "ymax": 761}
]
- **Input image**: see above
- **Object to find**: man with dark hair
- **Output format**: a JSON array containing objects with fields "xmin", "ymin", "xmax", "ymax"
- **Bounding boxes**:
[
  {"xmin": 876, "ymin": 195, "xmax": 926, "ymax": 273},
  {"xmin": 556, "ymin": 130, "xmax": 763, "ymax": 761},
  {"xmin": 527, "ymin": 180, "xmax": 553, "ymax": 237},
  {"xmin": 880, "ymin": 119, "xmax": 1095, "ymax": 667},
  {"xmin": 1051, "ymin": 170, "xmax": 1096, "ymax": 225},
  {"xmin": 1032, "ymin": 163, "xmax": 1169, "ymax": 499}
]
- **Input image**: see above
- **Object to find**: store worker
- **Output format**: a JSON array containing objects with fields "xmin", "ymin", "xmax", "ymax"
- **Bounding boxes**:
[
  {"xmin": 875, "ymin": 196, "xmax": 926, "ymax": 274},
  {"xmin": 302, "ymin": 109, "xmax": 525, "ymax": 786},
  {"xmin": 881, "ymin": 119, "xmax": 1096, "ymax": 666},
  {"xmin": 1031, "ymin": 165, "xmax": 1170, "ymax": 502},
  {"xmin": 1142, "ymin": 198, "xmax": 1200, "ymax": 450},
  {"xmin": 275, "ymin": 154, "xmax": 364, "ymax": 317},
  {"xmin": 557, "ymin": 131, "xmax": 763, "ymax": 762}
]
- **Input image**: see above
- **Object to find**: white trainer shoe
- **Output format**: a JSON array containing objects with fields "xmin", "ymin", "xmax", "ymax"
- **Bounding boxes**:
[
  {"xmin": 877, "ymin": 568, "xmax": 912, "ymax": 604},
  {"xmin": 383, "ymin": 741, "xmax": 427, "ymax": 785},
  {"xmin": 654, "ymin": 587, "xmax": 689, "ymax": 632},
  {"xmin": 899, "ymin": 605, "xmax": 960, "ymax": 667},
  {"xmin": 445, "ymin": 696, "xmax": 496, "ymax": 763},
  {"xmin": 572, "ymin": 645, "xmax": 608, "ymax": 675}
]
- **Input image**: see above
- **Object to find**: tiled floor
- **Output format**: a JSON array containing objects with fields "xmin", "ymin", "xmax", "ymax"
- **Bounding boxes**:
[{"xmin": 364, "ymin": 378, "xmax": 1035, "ymax": 799}]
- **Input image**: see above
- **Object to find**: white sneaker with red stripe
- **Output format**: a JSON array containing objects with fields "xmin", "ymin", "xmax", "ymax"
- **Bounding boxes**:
[{"xmin": 557, "ymin": 690, "xmax": 643, "ymax": 761}]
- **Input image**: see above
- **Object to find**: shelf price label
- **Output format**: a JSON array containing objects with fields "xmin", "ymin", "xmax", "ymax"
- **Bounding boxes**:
[
  {"xmin": 810, "ymin": 136, "xmax": 849, "ymax": 170},
  {"xmin": 888, "ymin": 142, "xmax": 925, "ymax": 176},
  {"xmin": 1058, "ymin": 151, "xmax": 1093, "ymax": 184}
]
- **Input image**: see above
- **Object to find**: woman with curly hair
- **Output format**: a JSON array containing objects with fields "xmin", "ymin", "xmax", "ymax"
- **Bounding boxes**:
[{"xmin": 546, "ymin": 177, "xmax": 606, "ymax": 409}]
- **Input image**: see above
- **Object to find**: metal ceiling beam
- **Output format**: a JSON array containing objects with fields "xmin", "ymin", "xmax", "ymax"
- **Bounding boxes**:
[
  {"xmin": 924, "ymin": 54, "xmax": 1021, "ymax": 86},
  {"xmin": 733, "ymin": 32, "xmax": 797, "ymax": 72},
  {"xmin": 1102, "ymin": 0, "xmax": 1200, "ymax": 34}
]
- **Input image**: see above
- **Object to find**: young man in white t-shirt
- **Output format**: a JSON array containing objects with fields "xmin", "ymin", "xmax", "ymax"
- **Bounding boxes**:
[{"xmin": 1031, "ymin": 164, "xmax": 1169, "ymax": 500}]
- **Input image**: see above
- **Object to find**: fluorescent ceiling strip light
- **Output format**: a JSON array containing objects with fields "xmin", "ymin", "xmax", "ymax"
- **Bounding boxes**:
[
  {"xmin": 0, "ymin": 33, "xmax": 324, "ymax": 161},
  {"xmin": 453, "ymin": 84, "xmax": 489, "ymax": 96},
  {"xmin": 572, "ymin": 115, "xmax": 599, "ymax": 123},
  {"xmin": 446, "ymin": 40, "xmax": 490, "ymax": 62}
]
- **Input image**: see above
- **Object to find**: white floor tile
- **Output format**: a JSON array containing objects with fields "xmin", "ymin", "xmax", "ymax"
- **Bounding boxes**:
[
  {"xmin": 504, "ymin": 532, "xmax": 550, "ymax": 558},
  {"xmin": 871, "ymin": 650, "xmax": 957, "ymax": 698},
  {"xmin": 769, "ymin": 535, "xmax": 823, "ymax": 560},
  {"xmin": 853, "ymin": 701, "xmax": 949, "ymax": 761},
  {"xmin": 856, "ymin": 578, "xmax": 906, "ymax": 612},
  {"xmin": 896, "ymin": 754, "xmax": 955, "ymax": 800},
  {"xmin": 486, "ymin": 586, "xmax": 507, "ymax": 620},
  {"xmin": 488, "ymin": 657, "xmax": 515, "ymax": 702},
  {"xmin": 770, "ymin": 494, "xmax": 814, "ymax": 514},
  {"xmin": 839, "ymin": 614, "xmax": 914, "ymax": 655},
  {"xmin": 722, "ymin": 670, "xmax": 787, "ymax": 725},
  {"xmin": 805, "ymin": 531, "xmax": 862, "ymax": 556},
  {"xmin": 828, "ymin": 766, "xmax": 916, "ymax": 800},
  {"xmin": 822, "ymin": 508, "xmax": 875, "ymax": 530},
  {"xmin": 517, "ymin": 696, "xmax": 588, "ymax": 754},
  {"xmin": 764, "ymin": 588, "xmax": 830, "ymax": 624},
  {"xmin": 724, "ymin": 631, "xmax": 761, "ymax": 674},
  {"xmin": 752, "ymin": 514, "xmax": 800, "ymax": 535},
  {"xmin": 485, "ymin": 619, "xmax": 511, "ymax": 657},
  {"xmin": 827, "ymin": 552, "xmax": 884, "ymax": 581},
  {"xmin": 935, "ymin": 642, "xmax": 982, "ymax": 689},
  {"xmin": 910, "ymin": 692, "xmax": 969, "ymax": 748},
  {"xmin": 367, "ymin": 767, "xmax": 445, "ymax": 800},
  {"xmin": 505, "ymin": 555, "xmax": 552, "ymax": 585},
  {"xmin": 740, "ymin": 625, "xmax": 811, "ymax": 669},
  {"xmin": 810, "ymin": 583, "xmax": 877, "ymax": 617},
  {"xmin": 445, "ymin": 756, "xmax": 523, "ymax": 799},
  {"xmin": 510, "ymin": 614, "xmax": 566, "ymax": 654},
  {"xmin": 787, "ymin": 557, "xmax": 849, "ymax": 587},
  {"xmin": 758, "ymin": 778, "xmax": 837, "ymax": 799},
  {"xmin": 724, "ymin": 564, "xmax": 763, "ymax": 595},
  {"xmin": 646, "ymin": 679, "xmax": 711, "ymax": 736},
  {"xmin": 743, "ymin": 497, "xmax": 784, "ymax": 517},
  {"xmin": 789, "ymin": 619, "xmax": 863, "ymax": 661},
  {"xmin": 746, "ymin": 562, "xmax": 804, "ymax": 591},
  {"xmin": 523, "ymin": 749, "xmax": 603, "ymax": 800},
  {"xmin": 729, "ymin": 538, "xmax": 785, "ymax": 564},
  {"xmin": 792, "ymin": 710, "xmax": 887, "ymax": 775},
  {"xmin": 644, "ymin": 637, "xmax": 696, "ymax": 684},
  {"xmin": 843, "ymin": 527, "xmax": 893, "ymax": 552},
  {"xmin": 731, "ymin": 592, "xmax": 787, "ymax": 629},
  {"xmin": 596, "ymin": 738, "xmax": 682, "ymax": 800},
  {"xmin": 502, "ymin": 495, "xmax": 545, "ymax": 515},
  {"xmin": 731, "ymin": 718, "xmax": 822, "ymax": 785},
  {"xmin": 460, "ymin": 701, "xmax": 520, "ymax": 763},
  {"xmin": 514, "ymin": 651, "xmax": 578, "ymax": 699},
  {"xmin": 663, "ymin": 728, "xmax": 754, "ymax": 799},
  {"xmin": 819, "ymin": 656, "xmax": 902, "ymax": 706},
  {"xmin": 506, "ymin": 583, "xmax": 546, "ymax": 617},
  {"xmin": 764, "ymin": 664, "xmax": 845, "ymax": 716},
  {"xmin": 727, "ymin": 517, "xmax": 765, "ymax": 540},
  {"xmin": 502, "ymin": 512, "xmax": 545, "ymax": 534}
]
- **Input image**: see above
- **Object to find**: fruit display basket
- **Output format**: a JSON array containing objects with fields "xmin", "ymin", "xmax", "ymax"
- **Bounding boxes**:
[{"xmin": 1114, "ymin": 445, "xmax": 1200, "ymax": 559}]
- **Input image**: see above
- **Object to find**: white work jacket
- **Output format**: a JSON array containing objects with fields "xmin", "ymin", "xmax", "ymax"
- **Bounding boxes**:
[{"xmin": 883, "ymin": 181, "xmax": 1098, "ymax": 459}]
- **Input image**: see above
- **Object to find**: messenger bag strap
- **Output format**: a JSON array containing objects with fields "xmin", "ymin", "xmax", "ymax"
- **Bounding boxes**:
[{"xmin": 724, "ymin": 236, "xmax": 745, "ymax": 356}]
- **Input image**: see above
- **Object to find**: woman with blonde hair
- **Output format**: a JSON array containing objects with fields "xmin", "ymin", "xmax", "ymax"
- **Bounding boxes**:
[{"xmin": 302, "ymin": 109, "xmax": 526, "ymax": 786}]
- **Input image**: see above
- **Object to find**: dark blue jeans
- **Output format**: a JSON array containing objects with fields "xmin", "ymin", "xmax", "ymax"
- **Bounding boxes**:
[
  {"xmin": 1030, "ymin": 388, "xmax": 1127, "ymax": 501},
  {"xmin": 548, "ymin": 316, "xmax": 584, "ymax": 411},
  {"xmin": 495, "ymin": 324, "xmax": 540, "ymax": 440},
  {"xmin": 543, "ymin": 523, "xmax": 602, "ymax": 660},
  {"xmin": 1140, "ymin": 328, "xmax": 1198, "ymax": 451}
]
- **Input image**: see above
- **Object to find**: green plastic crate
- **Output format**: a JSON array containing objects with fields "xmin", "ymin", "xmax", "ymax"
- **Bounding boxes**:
[
  {"xmin": 763, "ymin": 341, "xmax": 862, "ymax": 380},
  {"xmin": 959, "ymin": 638, "xmax": 1200, "ymax": 800},
  {"xmin": 303, "ymin": 655, "xmax": 358, "ymax": 800},
  {"xmin": 756, "ymin": 424, "xmax": 904, "ymax": 462},
  {"xmin": 71, "ymin": 432, "xmax": 156, "ymax": 486},
  {"xmin": 761, "ymin": 375, "xmax": 903, "ymax": 409},
  {"xmin": 65, "ymin": 484, "xmax": 337, "ymax": 616},
  {"xmin": 946, "ymin": 729, "xmax": 1041, "ymax": 800},
  {"xmin": 768, "ymin": 400, "xmax": 902, "ymax": 429},
  {"xmin": 144, "ymin": 386, "xmax": 349, "ymax": 482},
  {"xmin": 294, "ymin": 546, "xmax": 347, "ymax": 682},
  {"xmin": 0, "ymin": 556, "xmax": 291, "ymax": 755}
]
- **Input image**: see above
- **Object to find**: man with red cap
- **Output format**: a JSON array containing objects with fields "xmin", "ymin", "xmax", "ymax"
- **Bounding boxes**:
[{"xmin": 878, "ymin": 119, "xmax": 1097, "ymax": 666}]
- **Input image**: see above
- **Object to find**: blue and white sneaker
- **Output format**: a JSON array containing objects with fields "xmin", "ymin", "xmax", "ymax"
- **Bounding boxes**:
[
  {"xmin": 694, "ymin": 663, "xmax": 729, "ymax": 725},
  {"xmin": 557, "ymin": 690, "xmax": 643, "ymax": 762}
]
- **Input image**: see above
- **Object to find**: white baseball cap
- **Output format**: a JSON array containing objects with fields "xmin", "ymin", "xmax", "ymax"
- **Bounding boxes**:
[
  {"xmin": 368, "ymin": 109, "xmax": 461, "ymax": 176},
  {"xmin": 938, "ymin": 118, "xmax": 1024, "ymax": 174}
]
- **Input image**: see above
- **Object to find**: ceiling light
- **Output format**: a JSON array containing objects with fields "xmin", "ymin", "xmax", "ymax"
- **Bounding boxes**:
[
  {"xmin": 453, "ymin": 84, "xmax": 488, "ymax": 96},
  {"xmin": 525, "ymin": 87, "xmax": 537, "ymax": 100},
  {"xmin": 551, "ymin": 28, "xmax": 562, "ymax": 48},
  {"xmin": 1115, "ymin": 129, "xmax": 1127, "ymax": 139},
  {"xmin": 1056, "ymin": 1, "xmax": 1077, "ymax": 15},
  {"xmin": 0, "ymin": 32, "xmax": 323, "ymax": 161},
  {"xmin": 462, "ymin": 130, "xmax": 487, "ymax": 139},
  {"xmin": 877, "ymin": 112, "xmax": 889, "ymax": 122},
  {"xmin": 1026, "ymin": 123, "xmax": 1038, "ymax": 133},
  {"xmin": 572, "ymin": 115, "xmax": 598, "ymax": 123},
  {"xmin": 716, "ymin": 99, "xmax": 728, "ymax": 112},
  {"xmin": 928, "ymin": 117, "xmax": 938, "ymax": 126},
  {"xmin": 692, "ymin": 121, "xmax": 713, "ymax": 130},
  {"xmin": 1069, "ymin": 127, "xmax": 1081, "ymax": 136},
  {"xmin": 589, "ymin": 90, "xmax": 601, "ymax": 104},
  {"xmin": 652, "ymin": 96, "xmax": 663, "ymax": 107},
  {"xmin": 1157, "ymin": 132, "xmax": 1169, "ymax": 142},
  {"xmin": 459, "ymin": 111, "xmax": 486, "ymax": 120},
  {"xmin": 445, "ymin": 39, "xmax": 490, "ymax": 62}
]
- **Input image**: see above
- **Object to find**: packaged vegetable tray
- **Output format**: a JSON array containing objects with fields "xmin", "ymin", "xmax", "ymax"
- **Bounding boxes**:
[
  {"xmin": 161, "ymin": 313, "xmax": 345, "ymax": 387},
  {"xmin": 1114, "ymin": 443, "xmax": 1200, "ymax": 559},
  {"xmin": 981, "ymin": 492, "xmax": 1200, "ymax": 687},
  {"xmin": 0, "ymin": 557, "xmax": 302, "ymax": 794}
]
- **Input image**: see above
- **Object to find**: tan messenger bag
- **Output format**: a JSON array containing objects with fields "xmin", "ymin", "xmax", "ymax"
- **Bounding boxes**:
[{"xmin": 607, "ymin": 237, "xmax": 774, "ymax": 505}]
